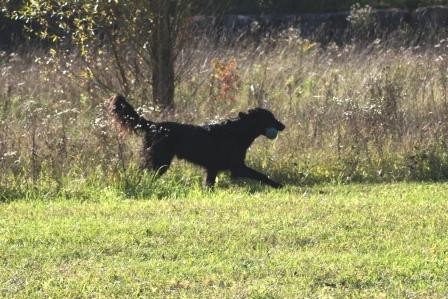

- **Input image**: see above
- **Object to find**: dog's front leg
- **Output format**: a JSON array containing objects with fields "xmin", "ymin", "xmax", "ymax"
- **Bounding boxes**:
[
  {"xmin": 231, "ymin": 166, "xmax": 282, "ymax": 188},
  {"xmin": 204, "ymin": 169, "xmax": 218, "ymax": 188}
]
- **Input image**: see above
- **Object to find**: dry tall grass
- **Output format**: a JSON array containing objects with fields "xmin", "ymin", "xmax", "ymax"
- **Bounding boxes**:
[{"xmin": 1, "ymin": 33, "xmax": 448, "ymax": 191}]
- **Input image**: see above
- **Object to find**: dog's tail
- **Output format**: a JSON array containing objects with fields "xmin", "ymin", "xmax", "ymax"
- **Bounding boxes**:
[{"xmin": 108, "ymin": 95, "xmax": 153, "ymax": 134}]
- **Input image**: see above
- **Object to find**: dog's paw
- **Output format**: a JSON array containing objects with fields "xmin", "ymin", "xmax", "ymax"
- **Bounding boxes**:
[{"xmin": 271, "ymin": 182, "xmax": 283, "ymax": 189}]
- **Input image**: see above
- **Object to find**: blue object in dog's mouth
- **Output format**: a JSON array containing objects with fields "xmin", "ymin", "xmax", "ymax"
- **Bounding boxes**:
[{"xmin": 265, "ymin": 127, "xmax": 278, "ymax": 139}]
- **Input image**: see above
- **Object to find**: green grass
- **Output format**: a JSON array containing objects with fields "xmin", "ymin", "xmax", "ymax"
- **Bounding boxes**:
[{"xmin": 1, "ymin": 183, "xmax": 448, "ymax": 298}]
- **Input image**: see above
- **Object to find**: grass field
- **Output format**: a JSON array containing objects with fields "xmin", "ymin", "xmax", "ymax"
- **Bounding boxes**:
[{"xmin": 1, "ymin": 183, "xmax": 448, "ymax": 298}]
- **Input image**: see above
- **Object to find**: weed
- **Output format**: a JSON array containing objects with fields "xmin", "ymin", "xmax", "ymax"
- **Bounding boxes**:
[{"xmin": 1, "ymin": 34, "xmax": 448, "ymax": 189}]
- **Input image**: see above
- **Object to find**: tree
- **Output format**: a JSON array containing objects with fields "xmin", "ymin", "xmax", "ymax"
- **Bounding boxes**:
[
  {"xmin": 9, "ymin": 0, "xmax": 192, "ymax": 110},
  {"xmin": 150, "ymin": 0, "xmax": 181, "ymax": 110}
]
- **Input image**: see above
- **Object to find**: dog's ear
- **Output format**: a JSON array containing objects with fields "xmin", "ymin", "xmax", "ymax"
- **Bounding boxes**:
[
  {"xmin": 239, "ymin": 112, "xmax": 248, "ymax": 119},
  {"xmin": 248, "ymin": 107, "xmax": 263, "ymax": 115}
]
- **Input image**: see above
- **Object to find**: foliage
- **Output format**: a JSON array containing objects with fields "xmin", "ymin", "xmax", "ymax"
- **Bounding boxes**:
[
  {"xmin": 209, "ymin": 58, "xmax": 241, "ymax": 103},
  {"xmin": 7, "ymin": 0, "xmax": 194, "ymax": 108},
  {"xmin": 347, "ymin": 3, "xmax": 375, "ymax": 39},
  {"xmin": 9, "ymin": 1, "xmax": 141, "ymax": 95}
]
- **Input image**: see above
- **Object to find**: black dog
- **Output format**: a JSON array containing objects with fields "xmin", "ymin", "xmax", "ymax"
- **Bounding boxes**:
[{"xmin": 108, "ymin": 95, "xmax": 285, "ymax": 188}]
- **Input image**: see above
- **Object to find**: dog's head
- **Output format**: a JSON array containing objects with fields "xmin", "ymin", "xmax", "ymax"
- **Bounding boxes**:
[{"xmin": 239, "ymin": 108, "xmax": 285, "ymax": 139}]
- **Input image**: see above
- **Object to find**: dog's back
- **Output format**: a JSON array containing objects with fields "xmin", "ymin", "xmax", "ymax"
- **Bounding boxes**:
[{"xmin": 150, "ymin": 121, "xmax": 245, "ymax": 170}]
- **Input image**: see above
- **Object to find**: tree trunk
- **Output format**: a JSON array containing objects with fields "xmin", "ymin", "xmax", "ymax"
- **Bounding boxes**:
[{"xmin": 151, "ymin": 0, "xmax": 175, "ymax": 111}]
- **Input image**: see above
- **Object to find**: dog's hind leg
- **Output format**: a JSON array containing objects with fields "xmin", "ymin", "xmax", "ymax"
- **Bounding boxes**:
[{"xmin": 231, "ymin": 165, "xmax": 282, "ymax": 188}]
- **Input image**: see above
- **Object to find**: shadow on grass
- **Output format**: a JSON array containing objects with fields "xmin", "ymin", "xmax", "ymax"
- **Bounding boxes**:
[
  {"xmin": 0, "ymin": 187, "xmax": 25, "ymax": 203},
  {"xmin": 2, "ymin": 163, "xmax": 448, "ymax": 202}
]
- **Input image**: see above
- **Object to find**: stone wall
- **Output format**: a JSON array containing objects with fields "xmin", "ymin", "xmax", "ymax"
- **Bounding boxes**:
[
  {"xmin": 1, "ymin": 6, "xmax": 447, "ymax": 49},
  {"xmin": 192, "ymin": 5, "xmax": 448, "ymax": 42}
]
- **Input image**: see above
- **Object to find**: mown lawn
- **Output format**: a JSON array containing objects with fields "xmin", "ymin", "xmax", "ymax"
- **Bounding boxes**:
[{"xmin": 1, "ymin": 183, "xmax": 448, "ymax": 298}]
